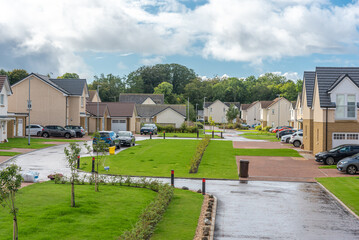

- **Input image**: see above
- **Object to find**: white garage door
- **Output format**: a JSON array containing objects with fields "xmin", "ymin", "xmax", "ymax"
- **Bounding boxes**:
[
  {"xmin": 112, "ymin": 119, "xmax": 127, "ymax": 132},
  {"xmin": 332, "ymin": 132, "xmax": 359, "ymax": 148}
]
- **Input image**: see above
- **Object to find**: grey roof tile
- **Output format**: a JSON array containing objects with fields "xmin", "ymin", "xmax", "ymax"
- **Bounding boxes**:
[
  {"xmin": 303, "ymin": 71, "xmax": 315, "ymax": 107},
  {"xmin": 119, "ymin": 94, "xmax": 164, "ymax": 104},
  {"xmin": 51, "ymin": 79, "xmax": 87, "ymax": 96},
  {"xmin": 136, "ymin": 104, "xmax": 186, "ymax": 117}
]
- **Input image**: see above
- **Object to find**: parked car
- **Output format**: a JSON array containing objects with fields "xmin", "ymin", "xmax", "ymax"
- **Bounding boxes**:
[
  {"xmin": 117, "ymin": 131, "xmax": 135, "ymax": 146},
  {"xmin": 251, "ymin": 123, "xmax": 260, "ymax": 128},
  {"xmin": 337, "ymin": 153, "xmax": 359, "ymax": 175},
  {"xmin": 277, "ymin": 129, "xmax": 297, "ymax": 139},
  {"xmin": 93, "ymin": 131, "xmax": 120, "ymax": 149},
  {"xmin": 315, "ymin": 144, "xmax": 359, "ymax": 165},
  {"xmin": 272, "ymin": 126, "xmax": 292, "ymax": 133},
  {"xmin": 281, "ymin": 134, "xmax": 292, "ymax": 143},
  {"xmin": 25, "ymin": 124, "xmax": 44, "ymax": 136},
  {"xmin": 41, "ymin": 125, "xmax": 76, "ymax": 138},
  {"xmin": 289, "ymin": 131, "xmax": 303, "ymax": 147},
  {"xmin": 241, "ymin": 123, "xmax": 250, "ymax": 128},
  {"xmin": 140, "ymin": 124, "xmax": 158, "ymax": 135},
  {"xmin": 65, "ymin": 125, "xmax": 85, "ymax": 138}
]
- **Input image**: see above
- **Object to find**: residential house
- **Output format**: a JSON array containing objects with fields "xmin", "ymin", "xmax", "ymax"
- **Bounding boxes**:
[
  {"xmin": 258, "ymin": 101, "xmax": 274, "ymax": 127},
  {"xmin": 86, "ymin": 102, "xmax": 137, "ymax": 133},
  {"xmin": 289, "ymin": 101, "xmax": 296, "ymax": 128},
  {"xmin": 87, "ymin": 90, "xmax": 101, "ymax": 103},
  {"xmin": 240, "ymin": 104, "xmax": 250, "ymax": 122},
  {"xmin": 136, "ymin": 104, "xmax": 186, "ymax": 129},
  {"xmin": 8, "ymin": 73, "xmax": 89, "ymax": 132},
  {"xmin": 302, "ymin": 71, "xmax": 315, "ymax": 152},
  {"xmin": 245, "ymin": 101, "xmax": 262, "ymax": 126},
  {"xmin": 295, "ymin": 93, "xmax": 303, "ymax": 130},
  {"xmin": 119, "ymin": 93, "xmax": 164, "ymax": 105},
  {"xmin": 0, "ymin": 75, "xmax": 17, "ymax": 142},
  {"xmin": 262, "ymin": 97, "xmax": 292, "ymax": 128},
  {"xmin": 304, "ymin": 67, "xmax": 359, "ymax": 154},
  {"xmin": 204, "ymin": 100, "xmax": 240, "ymax": 123}
]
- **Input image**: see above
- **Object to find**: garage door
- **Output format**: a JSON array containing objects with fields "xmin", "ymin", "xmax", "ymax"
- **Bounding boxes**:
[
  {"xmin": 112, "ymin": 119, "xmax": 127, "ymax": 132},
  {"xmin": 332, "ymin": 132, "xmax": 359, "ymax": 148}
]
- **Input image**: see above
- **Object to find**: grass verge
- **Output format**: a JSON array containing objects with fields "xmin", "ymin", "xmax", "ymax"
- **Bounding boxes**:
[
  {"xmin": 235, "ymin": 148, "xmax": 302, "ymax": 157},
  {"xmin": 0, "ymin": 182, "xmax": 156, "ymax": 240},
  {"xmin": 318, "ymin": 165, "xmax": 337, "ymax": 169},
  {"xmin": 317, "ymin": 177, "xmax": 359, "ymax": 216},
  {"xmin": 157, "ymin": 132, "xmax": 220, "ymax": 138},
  {"xmin": 80, "ymin": 139, "xmax": 238, "ymax": 179},
  {"xmin": 239, "ymin": 131, "xmax": 279, "ymax": 142},
  {"xmin": 0, "ymin": 138, "xmax": 81, "ymax": 149},
  {"xmin": 0, "ymin": 151, "xmax": 21, "ymax": 156},
  {"xmin": 152, "ymin": 189, "xmax": 203, "ymax": 240}
]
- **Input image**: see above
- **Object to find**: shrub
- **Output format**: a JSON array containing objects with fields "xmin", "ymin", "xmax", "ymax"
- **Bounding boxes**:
[
  {"xmin": 255, "ymin": 125, "xmax": 262, "ymax": 131},
  {"xmin": 189, "ymin": 136, "xmax": 211, "ymax": 173},
  {"xmin": 263, "ymin": 126, "xmax": 272, "ymax": 132}
]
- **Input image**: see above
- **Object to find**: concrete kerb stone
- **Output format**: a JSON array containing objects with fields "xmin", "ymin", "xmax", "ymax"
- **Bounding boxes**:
[
  {"xmin": 317, "ymin": 182, "xmax": 359, "ymax": 221},
  {"xmin": 209, "ymin": 195, "xmax": 217, "ymax": 240}
]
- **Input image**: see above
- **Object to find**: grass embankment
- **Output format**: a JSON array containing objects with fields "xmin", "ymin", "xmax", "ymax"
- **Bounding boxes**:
[
  {"xmin": 235, "ymin": 148, "xmax": 302, "ymax": 157},
  {"xmin": 0, "ymin": 182, "xmax": 156, "ymax": 239},
  {"xmin": 157, "ymin": 132, "xmax": 220, "ymax": 138},
  {"xmin": 239, "ymin": 131, "xmax": 279, "ymax": 142},
  {"xmin": 317, "ymin": 177, "xmax": 359, "ymax": 215},
  {"xmin": 152, "ymin": 189, "xmax": 203, "ymax": 239},
  {"xmin": 0, "ymin": 138, "xmax": 80, "ymax": 150},
  {"xmin": 81, "ymin": 139, "xmax": 238, "ymax": 179}
]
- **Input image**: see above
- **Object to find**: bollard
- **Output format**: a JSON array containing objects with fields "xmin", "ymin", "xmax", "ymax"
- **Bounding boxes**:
[
  {"xmin": 212, "ymin": 130, "xmax": 214, "ymax": 138},
  {"xmin": 221, "ymin": 132, "xmax": 223, "ymax": 139},
  {"xmin": 163, "ymin": 131, "xmax": 166, "ymax": 139},
  {"xmin": 202, "ymin": 178, "xmax": 206, "ymax": 195},
  {"xmin": 77, "ymin": 155, "xmax": 80, "ymax": 169},
  {"xmin": 150, "ymin": 132, "xmax": 152, "ymax": 139},
  {"xmin": 91, "ymin": 157, "xmax": 95, "ymax": 173},
  {"xmin": 239, "ymin": 159, "xmax": 249, "ymax": 178},
  {"xmin": 171, "ymin": 169, "xmax": 174, "ymax": 187},
  {"xmin": 197, "ymin": 129, "xmax": 199, "ymax": 139}
]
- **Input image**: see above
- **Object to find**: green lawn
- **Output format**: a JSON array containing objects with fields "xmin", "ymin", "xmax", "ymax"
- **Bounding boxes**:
[
  {"xmin": 0, "ymin": 138, "xmax": 81, "ymax": 149},
  {"xmin": 152, "ymin": 189, "xmax": 203, "ymax": 240},
  {"xmin": 317, "ymin": 177, "xmax": 359, "ymax": 215},
  {"xmin": 0, "ymin": 182, "xmax": 157, "ymax": 240},
  {"xmin": 239, "ymin": 131, "xmax": 279, "ymax": 142},
  {"xmin": 235, "ymin": 148, "xmax": 302, "ymax": 157},
  {"xmin": 318, "ymin": 165, "xmax": 336, "ymax": 169},
  {"xmin": 205, "ymin": 129, "xmax": 222, "ymax": 133},
  {"xmin": 80, "ymin": 139, "xmax": 238, "ymax": 179},
  {"xmin": 157, "ymin": 132, "xmax": 220, "ymax": 138},
  {"xmin": 0, "ymin": 151, "xmax": 21, "ymax": 156}
]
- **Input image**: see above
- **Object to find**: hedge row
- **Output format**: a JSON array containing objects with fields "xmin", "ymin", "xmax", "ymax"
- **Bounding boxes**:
[
  {"xmin": 120, "ymin": 184, "xmax": 174, "ymax": 240},
  {"xmin": 156, "ymin": 122, "xmax": 203, "ymax": 133},
  {"xmin": 189, "ymin": 136, "xmax": 211, "ymax": 173}
]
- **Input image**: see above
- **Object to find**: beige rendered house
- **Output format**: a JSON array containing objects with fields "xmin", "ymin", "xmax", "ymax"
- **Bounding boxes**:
[
  {"xmin": 289, "ymin": 101, "xmax": 297, "ymax": 128},
  {"xmin": 294, "ymin": 93, "xmax": 303, "ymax": 130},
  {"xmin": 303, "ymin": 67, "xmax": 359, "ymax": 154},
  {"xmin": 8, "ymin": 73, "xmax": 89, "ymax": 131},
  {"xmin": 87, "ymin": 90, "xmax": 101, "ymax": 103},
  {"xmin": 245, "ymin": 101, "xmax": 262, "ymax": 126},
  {"xmin": 263, "ymin": 97, "xmax": 292, "ymax": 128},
  {"xmin": 240, "ymin": 104, "xmax": 250, "ymax": 122},
  {"xmin": 204, "ymin": 100, "xmax": 240, "ymax": 123},
  {"xmin": 302, "ymin": 71, "xmax": 316, "ymax": 152}
]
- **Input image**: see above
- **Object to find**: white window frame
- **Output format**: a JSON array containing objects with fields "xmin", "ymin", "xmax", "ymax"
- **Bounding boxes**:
[
  {"xmin": 335, "ymin": 93, "xmax": 357, "ymax": 120},
  {"xmin": 81, "ymin": 97, "xmax": 84, "ymax": 108},
  {"xmin": 0, "ymin": 94, "xmax": 4, "ymax": 105}
]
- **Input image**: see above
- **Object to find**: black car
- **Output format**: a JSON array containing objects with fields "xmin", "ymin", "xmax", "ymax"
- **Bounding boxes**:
[
  {"xmin": 276, "ymin": 129, "xmax": 297, "ymax": 139},
  {"xmin": 41, "ymin": 125, "xmax": 76, "ymax": 138},
  {"xmin": 65, "ymin": 125, "xmax": 85, "ymax": 138},
  {"xmin": 140, "ymin": 124, "xmax": 157, "ymax": 135},
  {"xmin": 315, "ymin": 144, "xmax": 359, "ymax": 165}
]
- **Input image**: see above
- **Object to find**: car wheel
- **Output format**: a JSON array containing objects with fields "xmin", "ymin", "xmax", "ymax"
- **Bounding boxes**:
[
  {"xmin": 293, "ymin": 140, "xmax": 301, "ymax": 147},
  {"xmin": 42, "ymin": 132, "xmax": 49, "ymax": 138},
  {"xmin": 65, "ymin": 133, "xmax": 71, "ymax": 139},
  {"xmin": 140, "ymin": 132, "xmax": 143, "ymax": 135},
  {"xmin": 286, "ymin": 138, "xmax": 290, "ymax": 143},
  {"xmin": 346, "ymin": 165, "xmax": 357, "ymax": 175},
  {"xmin": 37, "ymin": 131, "xmax": 41, "ymax": 137},
  {"xmin": 325, "ymin": 157, "xmax": 335, "ymax": 165},
  {"xmin": 116, "ymin": 143, "xmax": 120, "ymax": 149}
]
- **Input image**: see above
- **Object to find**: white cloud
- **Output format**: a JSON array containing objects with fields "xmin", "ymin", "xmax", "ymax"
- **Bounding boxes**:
[
  {"xmin": 117, "ymin": 62, "xmax": 128, "ymax": 70},
  {"xmin": 0, "ymin": 0, "xmax": 359, "ymax": 75},
  {"xmin": 263, "ymin": 71, "xmax": 300, "ymax": 80}
]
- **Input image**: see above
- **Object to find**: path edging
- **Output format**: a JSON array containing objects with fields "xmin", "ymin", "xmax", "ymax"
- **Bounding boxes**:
[
  {"xmin": 317, "ymin": 182, "xmax": 359, "ymax": 221},
  {"xmin": 209, "ymin": 195, "xmax": 217, "ymax": 240}
]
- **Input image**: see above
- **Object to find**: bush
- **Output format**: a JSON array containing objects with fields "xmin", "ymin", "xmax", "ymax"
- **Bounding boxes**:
[
  {"xmin": 255, "ymin": 125, "xmax": 262, "ymax": 131},
  {"xmin": 263, "ymin": 126, "xmax": 272, "ymax": 132},
  {"xmin": 189, "ymin": 136, "xmax": 211, "ymax": 173}
]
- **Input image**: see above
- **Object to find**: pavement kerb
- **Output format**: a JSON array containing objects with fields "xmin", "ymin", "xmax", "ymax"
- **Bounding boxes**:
[
  {"xmin": 209, "ymin": 195, "xmax": 217, "ymax": 240},
  {"xmin": 317, "ymin": 182, "xmax": 359, "ymax": 221}
]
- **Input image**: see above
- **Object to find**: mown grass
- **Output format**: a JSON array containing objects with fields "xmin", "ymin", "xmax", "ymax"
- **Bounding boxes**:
[
  {"xmin": 152, "ymin": 189, "xmax": 203, "ymax": 240},
  {"xmin": 157, "ymin": 132, "xmax": 220, "ymax": 138},
  {"xmin": 0, "ymin": 182, "xmax": 157, "ymax": 240},
  {"xmin": 317, "ymin": 177, "xmax": 359, "ymax": 216},
  {"xmin": 81, "ymin": 139, "xmax": 238, "ymax": 179},
  {"xmin": 235, "ymin": 148, "xmax": 302, "ymax": 157},
  {"xmin": 239, "ymin": 131, "xmax": 279, "ymax": 142},
  {"xmin": 0, "ymin": 151, "xmax": 21, "ymax": 156},
  {"xmin": 318, "ymin": 165, "xmax": 337, "ymax": 169},
  {"xmin": 0, "ymin": 138, "xmax": 80, "ymax": 149}
]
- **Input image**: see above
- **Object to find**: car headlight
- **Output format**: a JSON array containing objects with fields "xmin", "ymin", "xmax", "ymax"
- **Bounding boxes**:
[{"xmin": 339, "ymin": 161, "xmax": 347, "ymax": 165}]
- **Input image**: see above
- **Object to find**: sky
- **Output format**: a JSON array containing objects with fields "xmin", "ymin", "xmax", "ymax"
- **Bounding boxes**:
[{"xmin": 0, "ymin": 0, "xmax": 358, "ymax": 82}]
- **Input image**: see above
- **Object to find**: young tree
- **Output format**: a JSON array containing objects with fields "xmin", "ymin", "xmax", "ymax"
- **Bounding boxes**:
[
  {"xmin": 57, "ymin": 73, "xmax": 80, "ymax": 79},
  {"xmin": 0, "ymin": 164, "xmax": 22, "ymax": 240},
  {"xmin": 64, "ymin": 143, "xmax": 81, "ymax": 207},
  {"xmin": 84, "ymin": 132, "xmax": 109, "ymax": 192},
  {"xmin": 226, "ymin": 104, "xmax": 239, "ymax": 123}
]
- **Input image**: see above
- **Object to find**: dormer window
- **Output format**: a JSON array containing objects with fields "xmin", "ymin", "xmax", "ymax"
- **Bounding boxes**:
[{"xmin": 336, "ymin": 94, "xmax": 356, "ymax": 119}]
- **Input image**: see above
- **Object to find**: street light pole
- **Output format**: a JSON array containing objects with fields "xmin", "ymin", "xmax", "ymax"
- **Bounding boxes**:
[
  {"xmin": 28, "ymin": 78, "xmax": 31, "ymax": 145},
  {"xmin": 97, "ymin": 85, "xmax": 101, "ymax": 131},
  {"xmin": 203, "ymin": 97, "xmax": 206, "ymax": 134},
  {"xmin": 195, "ymin": 103, "xmax": 198, "ymax": 122},
  {"xmin": 277, "ymin": 94, "xmax": 280, "ymax": 127}
]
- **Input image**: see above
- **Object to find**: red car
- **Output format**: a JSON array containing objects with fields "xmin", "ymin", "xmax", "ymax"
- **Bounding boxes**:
[{"xmin": 272, "ymin": 127, "xmax": 291, "ymax": 133}]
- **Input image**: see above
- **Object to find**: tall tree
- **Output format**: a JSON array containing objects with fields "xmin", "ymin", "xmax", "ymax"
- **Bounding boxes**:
[
  {"xmin": 57, "ymin": 73, "xmax": 80, "ymax": 79},
  {"xmin": 8, "ymin": 69, "xmax": 28, "ymax": 85},
  {"xmin": 89, "ymin": 74, "xmax": 126, "ymax": 102},
  {"xmin": 154, "ymin": 82, "xmax": 173, "ymax": 104}
]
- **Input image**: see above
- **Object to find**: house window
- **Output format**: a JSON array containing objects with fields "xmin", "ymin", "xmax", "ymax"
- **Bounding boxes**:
[
  {"xmin": 81, "ymin": 97, "xmax": 84, "ymax": 107},
  {"xmin": 272, "ymin": 109, "xmax": 275, "ymax": 115},
  {"xmin": 333, "ymin": 133, "xmax": 346, "ymax": 140},
  {"xmin": 223, "ymin": 108, "xmax": 226, "ymax": 113},
  {"xmin": 210, "ymin": 108, "xmax": 212, "ymax": 112},
  {"xmin": 0, "ymin": 94, "xmax": 4, "ymax": 105},
  {"xmin": 347, "ymin": 134, "xmax": 359, "ymax": 140},
  {"xmin": 336, "ymin": 94, "xmax": 356, "ymax": 119}
]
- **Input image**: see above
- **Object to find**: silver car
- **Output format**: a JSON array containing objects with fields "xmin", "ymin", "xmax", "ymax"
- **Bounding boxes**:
[
  {"xmin": 337, "ymin": 153, "xmax": 359, "ymax": 175},
  {"xmin": 117, "ymin": 131, "xmax": 135, "ymax": 146},
  {"xmin": 26, "ymin": 124, "xmax": 44, "ymax": 136}
]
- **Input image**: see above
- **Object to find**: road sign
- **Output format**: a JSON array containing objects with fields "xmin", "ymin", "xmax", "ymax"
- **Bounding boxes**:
[{"xmin": 27, "ymin": 100, "xmax": 32, "ymax": 110}]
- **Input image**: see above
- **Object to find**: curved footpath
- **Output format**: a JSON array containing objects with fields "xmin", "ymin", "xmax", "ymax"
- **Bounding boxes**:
[{"xmin": 1, "ymin": 132, "xmax": 359, "ymax": 239}]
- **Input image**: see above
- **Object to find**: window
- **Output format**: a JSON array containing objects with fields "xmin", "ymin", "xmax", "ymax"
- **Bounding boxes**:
[
  {"xmin": 223, "ymin": 108, "xmax": 226, "ymax": 113},
  {"xmin": 333, "ymin": 133, "xmax": 346, "ymax": 140},
  {"xmin": 0, "ymin": 94, "xmax": 4, "ymax": 105},
  {"xmin": 210, "ymin": 108, "xmax": 212, "ymax": 112},
  {"xmin": 336, "ymin": 94, "xmax": 357, "ymax": 119},
  {"xmin": 347, "ymin": 134, "xmax": 359, "ymax": 140},
  {"xmin": 81, "ymin": 97, "xmax": 84, "ymax": 107},
  {"xmin": 272, "ymin": 109, "xmax": 275, "ymax": 115}
]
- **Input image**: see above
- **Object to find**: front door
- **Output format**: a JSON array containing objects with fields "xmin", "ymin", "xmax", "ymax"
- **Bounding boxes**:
[{"xmin": 17, "ymin": 119, "xmax": 23, "ymax": 136}]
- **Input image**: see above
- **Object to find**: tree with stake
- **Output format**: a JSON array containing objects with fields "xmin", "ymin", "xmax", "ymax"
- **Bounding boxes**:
[
  {"xmin": 64, "ymin": 143, "xmax": 81, "ymax": 207},
  {"xmin": 0, "ymin": 164, "xmax": 22, "ymax": 240},
  {"xmin": 85, "ymin": 132, "xmax": 109, "ymax": 192},
  {"xmin": 226, "ymin": 104, "xmax": 239, "ymax": 123}
]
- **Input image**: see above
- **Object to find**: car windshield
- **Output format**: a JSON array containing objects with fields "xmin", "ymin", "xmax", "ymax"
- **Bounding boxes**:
[
  {"xmin": 329, "ymin": 146, "xmax": 343, "ymax": 153},
  {"xmin": 99, "ymin": 133, "xmax": 110, "ymax": 138},
  {"xmin": 117, "ymin": 132, "xmax": 131, "ymax": 136},
  {"xmin": 143, "ymin": 124, "xmax": 153, "ymax": 127}
]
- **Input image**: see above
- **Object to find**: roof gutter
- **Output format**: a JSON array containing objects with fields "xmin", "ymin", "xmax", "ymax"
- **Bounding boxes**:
[{"xmin": 326, "ymin": 107, "xmax": 328, "ymax": 151}]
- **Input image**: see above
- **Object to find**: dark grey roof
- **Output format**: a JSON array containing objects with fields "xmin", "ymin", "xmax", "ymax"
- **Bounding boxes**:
[
  {"xmin": 205, "ymin": 101, "xmax": 240, "ymax": 108},
  {"xmin": 316, "ymin": 67, "xmax": 359, "ymax": 108},
  {"xmin": 136, "ymin": 104, "xmax": 186, "ymax": 117},
  {"xmin": 0, "ymin": 75, "xmax": 12, "ymax": 94},
  {"xmin": 303, "ymin": 71, "xmax": 315, "ymax": 107},
  {"xmin": 51, "ymin": 79, "xmax": 87, "ymax": 96},
  {"xmin": 119, "ymin": 94, "xmax": 164, "ymax": 104}
]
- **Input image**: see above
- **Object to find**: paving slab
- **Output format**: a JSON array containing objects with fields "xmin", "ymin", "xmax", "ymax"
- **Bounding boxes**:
[{"xmin": 233, "ymin": 141, "xmax": 292, "ymax": 149}]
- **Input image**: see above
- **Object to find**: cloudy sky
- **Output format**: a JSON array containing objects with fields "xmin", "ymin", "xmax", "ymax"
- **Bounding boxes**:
[{"xmin": 0, "ymin": 0, "xmax": 358, "ymax": 81}]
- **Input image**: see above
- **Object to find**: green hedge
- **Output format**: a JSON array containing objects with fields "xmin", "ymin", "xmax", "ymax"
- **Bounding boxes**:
[
  {"xmin": 189, "ymin": 136, "xmax": 211, "ymax": 173},
  {"xmin": 156, "ymin": 123, "xmax": 199, "ymax": 133}
]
